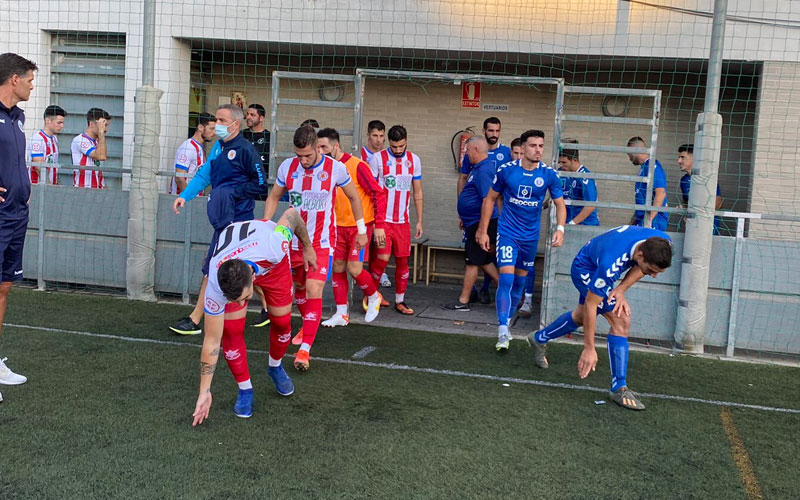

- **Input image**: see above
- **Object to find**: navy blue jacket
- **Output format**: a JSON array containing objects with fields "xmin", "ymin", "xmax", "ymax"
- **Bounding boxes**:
[
  {"xmin": 207, "ymin": 133, "xmax": 268, "ymax": 229},
  {"xmin": 0, "ymin": 101, "xmax": 31, "ymax": 220}
]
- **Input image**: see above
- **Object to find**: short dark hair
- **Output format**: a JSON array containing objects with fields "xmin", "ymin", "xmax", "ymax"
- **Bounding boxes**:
[
  {"xmin": 217, "ymin": 260, "xmax": 253, "ymax": 302},
  {"xmin": 317, "ymin": 127, "xmax": 340, "ymax": 143},
  {"xmin": 639, "ymin": 237, "xmax": 673, "ymax": 270},
  {"xmin": 197, "ymin": 112, "xmax": 216, "ymax": 127},
  {"xmin": 367, "ymin": 120, "xmax": 385, "ymax": 133},
  {"xmin": 300, "ymin": 118, "xmax": 319, "ymax": 128},
  {"xmin": 627, "ymin": 136, "xmax": 646, "ymax": 147},
  {"xmin": 678, "ymin": 143, "xmax": 693, "ymax": 154},
  {"xmin": 248, "ymin": 103, "xmax": 266, "ymax": 117},
  {"xmin": 86, "ymin": 107, "xmax": 111, "ymax": 124},
  {"xmin": 44, "ymin": 105, "xmax": 66, "ymax": 120},
  {"xmin": 483, "ymin": 117, "xmax": 501, "ymax": 129},
  {"xmin": 520, "ymin": 129, "xmax": 545, "ymax": 144},
  {"xmin": 510, "ymin": 137, "xmax": 522, "ymax": 149},
  {"xmin": 559, "ymin": 138, "xmax": 579, "ymax": 160},
  {"xmin": 387, "ymin": 125, "xmax": 407, "ymax": 142},
  {"xmin": 0, "ymin": 53, "xmax": 37, "ymax": 86},
  {"xmin": 294, "ymin": 125, "xmax": 318, "ymax": 149}
]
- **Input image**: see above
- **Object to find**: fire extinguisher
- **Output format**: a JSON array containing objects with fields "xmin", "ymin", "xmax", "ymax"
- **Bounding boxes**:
[{"xmin": 450, "ymin": 126, "xmax": 476, "ymax": 171}]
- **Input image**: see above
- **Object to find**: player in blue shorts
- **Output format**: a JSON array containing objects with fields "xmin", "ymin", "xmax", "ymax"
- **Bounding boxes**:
[
  {"xmin": 520, "ymin": 138, "xmax": 600, "ymax": 316},
  {"xmin": 477, "ymin": 129, "xmax": 566, "ymax": 351},
  {"xmin": 527, "ymin": 225, "xmax": 673, "ymax": 410},
  {"xmin": 628, "ymin": 136, "xmax": 668, "ymax": 231}
]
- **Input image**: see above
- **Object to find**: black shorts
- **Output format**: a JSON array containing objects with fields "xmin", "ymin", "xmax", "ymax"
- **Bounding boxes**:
[
  {"xmin": 202, "ymin": 227, "xmax": 223, "ymax": 276},
  {"xmin": 0, "ymin": 217, "xmax": 28, "ymax": 282},
  {"xmin": 464, "ymin": 219, "xmax": 497, "ymax": 267}
]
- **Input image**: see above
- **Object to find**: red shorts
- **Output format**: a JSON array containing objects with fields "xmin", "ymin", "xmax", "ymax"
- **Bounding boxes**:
[
  {"xmin": 333, "ymin": 223, "xmax": 373, "ymax": 263},
  {"xmin": 290, "ymin": 245, "xmax": 333, "ymax": 283},
  {"xmin": 253, "ymin": 257, "xmax": 294, "ymax": 308},
  {"xmin": 378, "ymin": 222, "xmax": 411, "ymax": 258}
]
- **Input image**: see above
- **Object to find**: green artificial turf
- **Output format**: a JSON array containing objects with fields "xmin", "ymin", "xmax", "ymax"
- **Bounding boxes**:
[{"xmin": 0, "ymin": 289, "xmax": 798, "ymax": 499}]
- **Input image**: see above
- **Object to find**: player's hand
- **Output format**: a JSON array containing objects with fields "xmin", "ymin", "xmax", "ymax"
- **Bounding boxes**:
[
  {"xmin": 373, "ymin": 228, "xmax": 386, "ymax": 248},
  {"xmin": 303, "ymin": 246, "xmax": 318, "ymax": 273},
  {"xmin": 192, "ymin": 391, "xmax": 213, "ymax": 426},
  {"xmin": 458, "ymin": 219, "xmax": 464, "ymax": 231},
  {"xmin": 608, "ymin": 288, "xmax": 630, "ymax": 317},
  {"xmin": 551, "ymin": 228, "xmax": 564, "ymax": 247},
  {"xmin": 415, "ymin": 221, "xmax": 424, "ymax": 239},
  {"xmin": 173, "ymin": 197, "xmax": 186, "ymax": 215},
  {"xmin": 578, "ymin": 347, "xmax": 598, "ymax": 379},
  {"xmin": 355, "ymin": 232, "xmax": 368, "ymax": 251},
  {"xmin": 476, "ymin": 230, "xmax": 490, "ymax": 252},
  {"xmin": 96, "ymin": 118, "xmax": 108, "ymax": 136},
  {"xmin": 0, "ymin": 186, "xmax": 6, "ymax": 203}
]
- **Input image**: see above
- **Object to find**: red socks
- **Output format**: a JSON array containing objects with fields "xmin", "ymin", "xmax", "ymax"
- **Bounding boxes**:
[
  {"xmin": 370, "ymin": 258, "xmax": 389, "ymax": 288},
  {"xmin": 395, "ymin": 257, "xmax": 409, "ymax": 294},
  {"xmin": 268, "ymin": 312, "xmax": 292, "ymax": 361},
  {"xmin": 355, "ymin": 269, "xmax": 377, "ymax": 296},
  {"xmin": 300, "ymin": 297, "xmax": 323, "ymax": 350},
  {"xmin": 332, "ymin": 271, "xmax": 349, "ymax": 306},
  {"xmin": 221, "ymin": 303, "xmax": 249, "ymax": 383}
]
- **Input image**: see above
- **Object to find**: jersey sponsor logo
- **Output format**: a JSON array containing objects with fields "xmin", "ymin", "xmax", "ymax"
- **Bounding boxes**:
[
  {"xmin": 291, "ymin": 191, "xmax": 329, "ymax": 211},
  {"xmin": 205, "ymin": 297, "xmax": 222, "ymax": 314},
  {"xmin": 534, "ymin": 177, "xmax": 545, "ymax": 188},
  {"xmin": 227, "ymin": 150, "xmax": 236, "ymax": 160},
  {"xmin": 517, "ymin": 185, "xmax": 533, "ymax": 199},
  {"xmin": 508, "ymin": 197, "xmax": 540, "ymax": 208},
  {"xmin": 384, "ymin": 175, "xmax": 396, "ymax": 188},
  {"xmin": 317, "ymin": 170, "xmax": 329, "ymax": 182},
  {"xmin": 257, "ymin": 138, "xmax": 265, "ymax": 144}
]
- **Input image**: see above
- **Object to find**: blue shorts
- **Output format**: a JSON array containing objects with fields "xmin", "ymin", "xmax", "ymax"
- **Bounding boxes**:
[
  {"xmin": 0, "ymin": 217, "xmax": 28, "ymax": 282},
  {"xmin": 570, "ymin": 260, "xmax": 617, "ymax": 315},
  {"xmin": 201, "ymin": 227, "xmax": 223, "ymax": 276},
  {"xmin": 496, "ymin": 233, "xmax": 538, "ymax": 273}
]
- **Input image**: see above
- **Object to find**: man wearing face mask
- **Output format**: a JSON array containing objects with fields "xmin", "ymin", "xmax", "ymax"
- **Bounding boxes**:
[{"xmin": 169, "ymin": 104, "xmax": 268, "ymax": 336}]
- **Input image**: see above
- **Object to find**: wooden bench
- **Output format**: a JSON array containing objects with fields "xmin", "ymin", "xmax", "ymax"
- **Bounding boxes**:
[
  {"xmin": 425, "ymin": 240, "xmax": 466, "ymax": 285},
  {"xmin": 378, "ymin": 237, "xmax": 427, "ymax": 284}
]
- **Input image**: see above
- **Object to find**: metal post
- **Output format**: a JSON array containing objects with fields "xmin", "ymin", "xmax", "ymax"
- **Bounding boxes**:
[
  {"xmin": 142, "ymin": 0, "xmax": 155, "ymax": 86},
  {"xmin": 36, "ymin": 181, "xmax": 46, "ymax": 290},
  {"xmin": 269, "ymin": 71, "xmax": 280, "ymax": 180},
  {"xmin": 675, "ymin": 0, "xmax": 728, "ymax": 352},
  {"xmin": 725, "ymin": 217, "xmax": 745, "ymax": 357},
  {"xmin": 644, "ymin": 90, "xmax": 662, "ymax": 228},
  {"xmin": 181, "ymin": 205, "xmax": 193, "ymax": 304},
  {"xmin": 540, "ymin": 82, "xmax": 565, "ymax": 329},
  {"xmin": 353, "ymin": 71, "xmax": 365, "ymax": 154}
]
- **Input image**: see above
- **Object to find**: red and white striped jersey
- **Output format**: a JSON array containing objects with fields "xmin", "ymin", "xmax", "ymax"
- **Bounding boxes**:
[
  {"xmin": 276, "ymin": 155, "xmax": 351, "ymax": 251},
  {"xmin": 170, "ymin": 138, "xmax": 204, "ymax": 195},
  {"xmin": 204, "ymin": 219, "xmax": 292, "ymax": 316},
  {"xmin": 369, "ymin": 149, "xmax": 422, "ymax": 224},
  {"xmin": 71, "ymin": 133, "xmax": 106, "ymax": 189},
  {"xmin": 27, "ymin": 129, "xmax": 59, "ymax": 184},
  {"xmin": 360, "ymin": 146, "xmax": 377, "ymax": 166}
]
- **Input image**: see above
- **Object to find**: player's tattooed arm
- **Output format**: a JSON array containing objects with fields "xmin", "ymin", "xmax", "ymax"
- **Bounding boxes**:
[
  {"xmin": 280, "ymin": 207, "xmax": 313, "ymax": 248},
  {"xmin": 200, "ymin": 362, "xmax": 216, "ymax": 375}
]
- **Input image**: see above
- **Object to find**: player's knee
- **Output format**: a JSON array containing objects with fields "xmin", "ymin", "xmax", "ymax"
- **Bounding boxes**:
[{"xmin": 346, "ymin": 261, "xmax": 363, "ymax": 276}]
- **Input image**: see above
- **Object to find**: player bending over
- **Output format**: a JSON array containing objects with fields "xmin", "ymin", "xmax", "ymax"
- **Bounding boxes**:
[
  {"xmin": 527, "ymin": 225, "xmax": 672, "ymax": 410},
  {"xmin": 192, "ymin": 207, "xmax": 316, "ymax": 425}
]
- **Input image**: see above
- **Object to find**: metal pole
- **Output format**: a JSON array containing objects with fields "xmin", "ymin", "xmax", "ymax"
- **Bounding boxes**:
[
  {"xmin": 36, "ymin": 181, "xmax": 46, "ymax": 290},
  {"xmin": 725, "ymin": 217, "xmax": 745, "ymax": 357},
  {"xmin": 269, "ymin": 71, "xmax": 280, "ymax": 180},
  {"xmin": 142, "ymin": 0, "xmax": 155, "ymax": 86},
  {"xmin": 675, "ymin": 0, "xmax": 727, "ymax": 353}
]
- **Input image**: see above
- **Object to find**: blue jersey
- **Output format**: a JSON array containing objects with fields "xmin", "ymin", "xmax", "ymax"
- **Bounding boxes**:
[
  {"xmin": 573, "ymin": 225, "xmax": 671, "ymax": 300},
  {"xmin": 634, "ymin": 158, "xmax": 668, "ymax": 230},
  {"xmin": 206, "ymin": 134, "xmax": 268, "ymax": 229},
  {"xmin": 0, "ymin": 101, "xmax": 30, "ymax": 220},
  {"xmin": 492, "ymin": 159, "xmax": 563, "ymax": 240},
  {"xmin": 457, "ymin": 157, "xmax": 498, "ymax": 228},
  {"xmin": 561, "ymin": 165, "xmax": 599, "ymax": 226},
  {"xmin": 461, "ymin": 144, "xmax": 511, "ymax": 174},
  {"xmin": 680, "ymin": 173, "xmax": 721, "ymax": 234}
]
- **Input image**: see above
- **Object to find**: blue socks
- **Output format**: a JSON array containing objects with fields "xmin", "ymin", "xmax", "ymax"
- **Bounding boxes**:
[
  {"xmin": 495, "ymin": 273, "xmax": 515, "ymax": 326},
  {"xmin": 534, "ymin": 310, "xmax": 578, "ymax": 344},
  {"xmin": 509, "ymin": 274, "xmax": 527, "ymax": 316},
  {"xmin": 607, "ymin": 334, "xmax": 629, "ymax": 392},
  {"xmin": 524, "ymin": 268, "xmax": 535, "ymax": 295}
]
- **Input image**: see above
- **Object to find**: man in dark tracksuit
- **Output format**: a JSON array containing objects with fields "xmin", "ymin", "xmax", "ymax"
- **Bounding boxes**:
[
  {"xmin": 0, "ymin": 53, "xmax": 39, "ymax": 397},
  {"xmin": 170, "ymin": 104, "xmax": 269, "ymax": 335}
]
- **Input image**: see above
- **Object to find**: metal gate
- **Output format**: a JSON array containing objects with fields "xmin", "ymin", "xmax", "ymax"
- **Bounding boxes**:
[{"xmin": 540, "ymin": 86, "xmax": 662, "ymax": 327}]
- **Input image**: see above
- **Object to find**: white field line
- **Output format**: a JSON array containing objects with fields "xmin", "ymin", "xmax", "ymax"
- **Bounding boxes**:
[
  {"xmin": 8, "ymin": 322, "xmax": 800, "ymax": 415},
  {"xmin": 351, "ymin": 346, "xmax": 377, "ymax": 359}
]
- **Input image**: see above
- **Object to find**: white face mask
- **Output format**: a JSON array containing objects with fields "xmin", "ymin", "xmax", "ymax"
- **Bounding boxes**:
[{"xmin": 215, "ymin": 123, "xmax": 231, "ymax": 140}]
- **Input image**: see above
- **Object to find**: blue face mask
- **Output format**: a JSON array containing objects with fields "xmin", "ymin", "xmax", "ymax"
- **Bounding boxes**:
[{"xmin": 215, "ymin": 123, "xmax": 231, "ymax": 140}]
